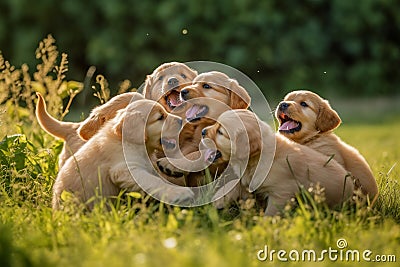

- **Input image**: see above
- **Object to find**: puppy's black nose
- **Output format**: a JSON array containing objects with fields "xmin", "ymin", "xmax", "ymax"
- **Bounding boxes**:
[
  {"xmin": 168, "ymin": 77, "xmax": 179, "ymax": 87},
  {"xmin": 180, "ymin": 89, "xmax": 189, "ymax": 100},
  {"xmin": 279, "ymin": 102, "xmax": 289, "ymax": 111},
  {"xmin": 201, "ymin": 128, "xmax": 207, "ymax": 137}
]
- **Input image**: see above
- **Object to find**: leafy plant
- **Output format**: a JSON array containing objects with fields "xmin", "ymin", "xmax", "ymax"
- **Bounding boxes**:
[{"xmin": 1, "ymin": 1, "xmax": 400, "ymax": 97}]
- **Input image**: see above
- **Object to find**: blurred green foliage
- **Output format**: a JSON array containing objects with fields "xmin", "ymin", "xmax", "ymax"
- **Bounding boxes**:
[{"xmin": 0, "ymin": 0, "xmax": 399, "ymax": 98}]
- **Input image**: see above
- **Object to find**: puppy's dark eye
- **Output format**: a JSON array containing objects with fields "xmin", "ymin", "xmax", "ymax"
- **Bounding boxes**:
[
  {"xmin": 217, "ymin": 128, "xmax": 223, "ymax": 135},
  {"xmin": 158, "ymin": 76, "xmax": 164, "ymax": 81},
  {"xmin": 181, "ymin": 73, "xmax": 187, "ymax": 79},
  {"xmin": 157, "ymin": 114, "xmax": 165, "ymax": 120},
  {"xmin": 203, "ymin": 83, "xmax": 212, "ymax": 89},
  {"xmin": 300, "ymin": 101, "xmax": 308, "ymax": 107}
]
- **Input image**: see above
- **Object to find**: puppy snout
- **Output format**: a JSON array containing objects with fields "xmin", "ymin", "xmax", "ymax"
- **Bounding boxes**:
[
  {"xmin": 201, "ymin": 128, "xmax": 207, "ymax": 138},
  {"xmin": 279, "ymin": 102, "xmax": 290, "ymax": 111},
  {"xmin": 167, "ymin": 77, "xmax": 179, "ymax": 87},
  {"xmin": 180, "ymin": 89, "xmax": 189, "ymax": 100}
]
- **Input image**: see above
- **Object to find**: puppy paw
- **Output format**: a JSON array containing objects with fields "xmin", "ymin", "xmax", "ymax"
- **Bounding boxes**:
[{"xmin": 156, "ymin": 158, "xmax": 187, "ymax": 178}]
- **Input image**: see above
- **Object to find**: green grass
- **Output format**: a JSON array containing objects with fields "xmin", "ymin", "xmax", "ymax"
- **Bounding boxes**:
[
  {"xmin": 1, "ymin": 39, "xmax": 399, "ymax": 266},
  {"xmin": 0, "ymin": 118, "xmax": 399, "ymax": 267}
]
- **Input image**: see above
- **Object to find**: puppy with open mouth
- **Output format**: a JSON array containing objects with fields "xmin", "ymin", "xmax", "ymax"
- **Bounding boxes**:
[
  {"xmin": 143, "ymin": 62, "xmax": 198, "ymax": 112},
  {"xmin": 202, "ymin": 109, "xmax": 355, "ymax": 215},
  {"xmin": 275, "ymin": 90, "xmax": 378, "ymax": 198},
  {"xmin": 35, "ymin": 62, "xmax": 196, "ymax": 169},
  {"xmin": 180, "ymin": 71, "xmax": 250, "ymax": 121},
  {"xmin": 156, "ymin": 71, "xmax": 251, "ymax": 185}
]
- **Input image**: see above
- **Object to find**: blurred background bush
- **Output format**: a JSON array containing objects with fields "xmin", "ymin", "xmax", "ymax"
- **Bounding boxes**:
[{"xmin": 0, "ymin": 0, "xmax": 399, "ymax": 100}]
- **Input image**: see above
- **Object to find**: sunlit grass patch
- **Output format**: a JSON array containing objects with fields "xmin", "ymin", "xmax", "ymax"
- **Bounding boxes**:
[{"xmin": 0, "ymin": 36, "xmax": 399, "ymax": 267}]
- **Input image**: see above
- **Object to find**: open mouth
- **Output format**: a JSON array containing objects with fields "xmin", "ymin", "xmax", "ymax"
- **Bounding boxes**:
[
  {"xmin": 165, "ymin": 90, "xmax": 183, "ymax": 110},
  {"xmin": 204, "ymin": 148, "xmax": 222, "ymax": 163},
  {"xmin": 278, "ymin": 113, "xmax": 302, "ymax": 133},
  {"xmin": 160, "ymin": 138, "xmax": 177, "ymax": 150},
  {"xmin": 185, "ymin": 104, "xmax": 209, "ymax": 122}
]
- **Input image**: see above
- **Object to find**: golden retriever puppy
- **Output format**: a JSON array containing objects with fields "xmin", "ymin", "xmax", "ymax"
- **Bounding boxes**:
[
  {"xmin": 179, "ymin": 71, "xmax": 251, "ymax": 111},
  {"xmin": 177, "ymin": 71, "xmax": 251, "ymax": 154},
  {"xmin": 156, "ymin": 71, "xmax": 251, "ymax": 184},
  {"xmin": 202, "ymin": 109, "xmax": 355, "ymax": 216},
  {"xmin": 142, "ymin": 62, "xmax": 198, "ymax": 111},
  {"xmin": 36, "ymin": 92, "xmax": 143, "ymax": 167},
  {"xmin": 52, "ymin": 99, "xmax": 194, "ymax": 209},
  {"xmin": 275, "ymin": 90, "xmax": 378, "ymax": 198},
  {"xmin": 37, "ymin": 62, "xmax": 193, "ymax": 168}
]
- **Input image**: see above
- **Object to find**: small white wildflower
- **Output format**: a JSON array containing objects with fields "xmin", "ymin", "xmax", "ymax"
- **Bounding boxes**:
[
  {"xmin": 234, "ymin": 233, "xmax": 242, "ymax": 241},
  {"xmin": 163, "ymin": 237, "xmax": 177, "ymax": 249},
  {"xmin": 134, "ymin": 253, "xmax": 146, "ymax": 264}
]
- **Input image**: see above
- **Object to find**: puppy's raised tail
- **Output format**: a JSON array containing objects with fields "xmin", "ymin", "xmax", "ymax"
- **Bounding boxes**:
[{"xmin": 36, "ymin": 92, "xmax": 80, "ymax": 140}]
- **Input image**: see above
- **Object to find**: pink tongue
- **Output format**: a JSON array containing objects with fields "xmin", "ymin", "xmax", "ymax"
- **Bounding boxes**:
[
  {"xmin": 279, "ymin": 120, "xmax": 299, "ymax": 131},
  {"xmin": 169, "ymin": 94, "xmax": 182, "ymax": 106},
  {"xmin": 186, "ymin": 105, "xmax": 200, "ymax": 119}
]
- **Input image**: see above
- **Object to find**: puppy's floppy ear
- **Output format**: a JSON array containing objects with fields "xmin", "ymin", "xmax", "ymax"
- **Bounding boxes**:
[
  {"xmin": 235, "ymin": 125, "xmax": 262, "ymax": 160},
  {"xmin": 78, "ymin": 114, "xmax": 105, "ymax": 140},
  {"xmin": 114, "ymin": 110, "xmax": 146, "ymax": 144},
  {"xmin": 249, "ymin": 122, "xmax": 275, "ymax": 192},
  {"xmin": 233, "ymin": 129, "xmax": 253, "ymax": 161},
  {"xmin": 315, "ymin": 100, "xmax": 341, "ymax": 132},
  {"xmin": 78, "ymin": 93, "xmax": 143, "ymax": 141},
  {"xmin": 229, "ymin": 79, "xmax": 251, "ymax": 109},
  {"xmin": 113, "ymin": 114, "xmax": 124, "ymax": 140},
  {"xmin": 142, "ymin": 75, "xmax": 153, "ymax": 99},
  {"xmin": 189, "ymin": 67, "xmax": 198, "ymax": 76},
  {"xmin": 248, "ymin": 127, "xmax": 263, "ymax": 157}
]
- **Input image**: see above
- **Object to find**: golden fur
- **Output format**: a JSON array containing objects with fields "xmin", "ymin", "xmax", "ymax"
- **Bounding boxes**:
[
  {"xmin": 36, "ymin": 92, "xmax": 85, "ymax": 168},
  {"xmin": 202, "ymin": 109, "xmax": 355, "ymax": 216},
  {"xmin": 275, "ymin": 90, "xmax": 378, "ymax": 197},
  {"xmin": 179, "ymin": 71, "xmax": 251, "ymax": 110},
  {"xmin": 53, "ymin": 99, "xmax": 194, "ymax": 209},
  {"xmin": 177, "ymin": 71, "xmax": 251, "ymax": 154},
  {"xmin": 156, "ymin": 71, "xmax": 251, "ymax": 185},
  {"xmin": 142, "ymin": 62, "xmax": 197, "ymax": 110},
  {"xmin": 35, "ymin": 92, "xmax": 143, "ymax": 167},
  {"xmin": 77, "ymin": 92, "xmax": 143, "ymax": 140},
  {"xmin": 36, "ymin": 62, "xmax": 195, "ymax": 168}
]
